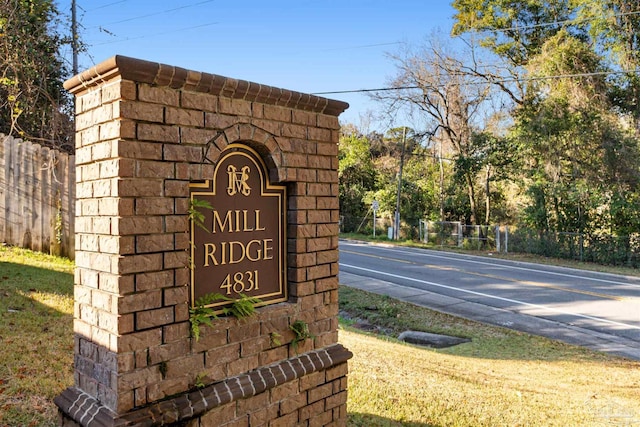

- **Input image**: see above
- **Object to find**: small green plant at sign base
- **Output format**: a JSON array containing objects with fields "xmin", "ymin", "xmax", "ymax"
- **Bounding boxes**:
[
  {"xmin": 223, "ymin": 293, "xmax": 261, "ymax": 319},
  {"xmin": 270, "ymin": 332, "xmax": 282, "ymax": 347},
  {"xmin": 190, "ymin": 293, "xmax": 262, "ymax": 341},
  {"xmin": 290, "ymin": 320, "xmax": 315, "ymax": 353},
  {"xmin": 187, "ymin": 198, "xmax": 214, "ymax": 270},
  {"xmin": 194, "ymin": 373, "xmax": 207, "ymax": 389},
  {"xmin": 189, "ymin": 293, "xmax": 221, "ymax": 342}
]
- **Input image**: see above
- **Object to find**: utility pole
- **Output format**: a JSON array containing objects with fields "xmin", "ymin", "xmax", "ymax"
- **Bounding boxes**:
[
  {"xmin": 394, "ymin": 127, "xmax": 407, "ymax": 240},
  {"xmin": 439, "ymin": 138, "xmax": 444, "ymax": 221},
  {"xmin": 71, "ymin": 0, "xmax": 78, "ymax": 75}
]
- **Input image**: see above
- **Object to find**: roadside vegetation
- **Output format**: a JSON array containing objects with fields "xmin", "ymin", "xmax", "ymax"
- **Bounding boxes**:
[
  {"xmin": 339, "ymin": 1, "xmax": 640, "ymax": 269},
  {"xmin": 1, "ymin": 246, "xmax": 639, "ymax": 426}
]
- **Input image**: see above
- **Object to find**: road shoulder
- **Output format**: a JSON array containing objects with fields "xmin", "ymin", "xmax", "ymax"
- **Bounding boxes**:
[{"xmin": 339, "ymin": 270, "xmax": 640, "ymax": 360}]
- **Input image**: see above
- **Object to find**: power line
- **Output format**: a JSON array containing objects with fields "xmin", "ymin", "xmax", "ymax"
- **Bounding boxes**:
[
  {"xmin": 87, "ymin": 0, "xmax": 217, "ymax": 28},
  {"xmin": 462, "ymin": 9, "xmax": 640, "ymax": 35},
  {"xmin": 89, "ymin": 21, "xmax": 219, "ymax": 46},
  {"xmin": 319, "ymin": 42, "xmax": 403, "ymax": 52},
  {"xmin": 312, "ymin": 69, "xmax": 640, "ymax": 96},
  {"xmin": 83, "ymin": 0, "xmax": 128, "ymax": 12},
  {"xmin": 309, "ymin": 9, "xmax": 640, "ymax": 97},
  {"xmin": 314, "ymin": 87, "xmax": 418, "ymax": 95}
]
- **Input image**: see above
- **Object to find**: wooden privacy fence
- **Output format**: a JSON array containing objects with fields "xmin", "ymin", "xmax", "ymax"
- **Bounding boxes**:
[{"xmin": 0, "ymin": 134, "xmax": 75, "ymax": 259}]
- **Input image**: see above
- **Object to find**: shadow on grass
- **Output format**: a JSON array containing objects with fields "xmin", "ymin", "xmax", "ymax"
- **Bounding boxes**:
[
  {"xmin": 0, "ymin": 259, "xmax": 73, "ymax": 331},
  {"xmin": 0, "ymin": 260, "xmax": 74, "ymax": 426},
  {"xmin": 349, "ymin": 413, "xmax": 436, "ymax": 426}
]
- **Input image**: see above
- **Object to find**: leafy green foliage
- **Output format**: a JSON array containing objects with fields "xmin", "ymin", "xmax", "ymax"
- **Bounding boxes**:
[
  {"xmin": 452, "ymin": 0, "xmax": 577, "ymax": 67},
  {"xmin": 194, "ymin": 373, "xmax": 207, "ymax": 389},
  {"xmin": 442, "ymin": 0, "xmax": 640, "ymax": 238},
  {"xmin": 188, "ymin": 198, "xmax": 213, "ymax": 232},
  {"xmin": 574, "ymin": 0, "xmax": 640, "ymax": 123},
  {"xmin": 0, "ymin": 0, "xmax": 74, "ymax": 151},
  {"xmin": 289, "ymin": 320, "xmax": 314, "ymax": 353},
  {"xmin": 188, "ymin": 293, "xmax": 220, "ymax": 342},
  {"xmin": 269, "ymin": 332, "xmax": 282, "ymax": 347},
  {"xmin": 339, "ymin": 126, "xmax": 451, "ymax": 234},
  {"xmin": 222, "ymin": 293, "xmax": 261, "ymax": 319},
  {"xmin": 189, "ymin": 292, "xmax": 262, "ymax": 341},
  {"xmin": 339, "ymin": 128, "xmax": 377, "ymax": 224}
]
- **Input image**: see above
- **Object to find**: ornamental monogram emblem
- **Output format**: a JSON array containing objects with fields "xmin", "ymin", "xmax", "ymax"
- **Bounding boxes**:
[{"xmin": 227, "ymin": 165, "xmax": 251, "ymax": 196}]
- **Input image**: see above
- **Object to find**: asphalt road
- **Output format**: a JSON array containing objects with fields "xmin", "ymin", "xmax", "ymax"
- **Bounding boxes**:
[{"xmin": 338, "ymin": 239, "xmax": 640, "ymax": 359}]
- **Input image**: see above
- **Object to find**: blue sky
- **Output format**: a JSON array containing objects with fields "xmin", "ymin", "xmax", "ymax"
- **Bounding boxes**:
[{"xmin": 65, "ymin": 1, "xmax": 457, "ymax": 126}]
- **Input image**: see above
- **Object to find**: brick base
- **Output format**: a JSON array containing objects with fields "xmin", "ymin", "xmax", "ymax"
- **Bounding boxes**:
[{"xmin": 57, "ymin": 344, "xmax": 351, "ymax": 427}]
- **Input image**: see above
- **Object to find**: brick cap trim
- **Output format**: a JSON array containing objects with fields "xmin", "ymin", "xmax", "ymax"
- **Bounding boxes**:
[
  {"xmin": 63, "ymin": 55, "xmax": 349, "ymax": 116},
  {"xmin": 55, "ymin": 343, "xmax": 353, "ymax": 426}
]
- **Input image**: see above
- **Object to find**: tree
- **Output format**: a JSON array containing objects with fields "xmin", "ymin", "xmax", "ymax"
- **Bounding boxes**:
[
  {"xmin": 386, "ymin": 127, "xmax": 439, "ymax": 232},
  {"xmin": 376, "ymin": 39, "xmax": 500, "ymax": 225},
  {"xmin": 451, "ymin": 0, "xmax": 578, "ymax": 108},
  {"xmin": 513, "ymin": 29, "xmax": 640, "ymax": 234},
  {"xmin": 573, "ymin": 0, "xmax": 640, "ymax": 130},
  {"xmin": 338, "ymin": 123, "xmax": 445, "ymax": 236},
  {"xmin": 452, "ymin": 0, "xmax": 576, "ymax": 68},
  {"xmin": 0, "ymin": 0, "xmax": 73, "ymax": 151},
  {"xmin": 338, "ymin": 125, "xmax": 377, "ymax": 231},
  {"xmin": 466, "ymin": 130, "xmax": 514, "ymax": 224},
  {"xmin": 452, "ymin": 0, "xmax": 640, "ymax": 237},
  {"xmin": 452, "ymin": 0, "xmax": 640, "ymax": 128}
]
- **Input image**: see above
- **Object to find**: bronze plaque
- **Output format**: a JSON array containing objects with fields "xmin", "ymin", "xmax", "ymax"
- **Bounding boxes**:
[{"xmin": 189, "ymin": 144, "xmax": 287, "ymax": 310}]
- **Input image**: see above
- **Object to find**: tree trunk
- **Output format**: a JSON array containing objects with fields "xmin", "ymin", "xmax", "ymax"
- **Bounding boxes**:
[{"xmin": 465, "ymin": 172, "xmax": 478, "ymax": 225}]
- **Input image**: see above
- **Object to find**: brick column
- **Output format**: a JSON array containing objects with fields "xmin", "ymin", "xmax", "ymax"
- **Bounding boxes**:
[{"xmin": 55, "ymin": 56, "xmax": 351, "ymax": 426}]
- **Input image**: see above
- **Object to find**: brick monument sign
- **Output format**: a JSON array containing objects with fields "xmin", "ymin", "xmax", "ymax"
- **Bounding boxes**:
[{"xmin": 55, "ymin": 55, "xmax": 352, "ymax": 426}]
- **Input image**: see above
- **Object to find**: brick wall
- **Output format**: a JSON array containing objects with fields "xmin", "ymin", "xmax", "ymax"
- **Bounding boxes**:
[{"xmin": 55, "ymin": 56, "xmax": 351, "ymax": 426}]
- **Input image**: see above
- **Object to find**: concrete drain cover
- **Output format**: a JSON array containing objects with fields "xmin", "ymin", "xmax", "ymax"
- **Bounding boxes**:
[{"xmin": 398, "ymin": 331, "xmax": 471, "ymax": 348}]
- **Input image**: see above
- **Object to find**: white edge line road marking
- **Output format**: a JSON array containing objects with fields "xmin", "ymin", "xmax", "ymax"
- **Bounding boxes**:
[
  {"xmin": 344, "ymin": 241, "xmax": 640, "ymax": 288},
  {"xmin": 341, "ymin": 249, "xmax": 623, "ymax": 300},
  {"xmin": 340, "ymin": 263, "xmax": 640, "ymax": 330}
]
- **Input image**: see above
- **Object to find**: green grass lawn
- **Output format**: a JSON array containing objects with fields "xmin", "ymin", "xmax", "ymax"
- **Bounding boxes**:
[
  {"xmin": 339, "ymin": 286, "xmax": 640, "ymax": 426},
  {"xmin": 1, "ymin": 246, "xmax": 639, "ymax": 426},
  {"xmin": 0, "ymin": 246, "xmax": 74, "ymax": 426}
]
